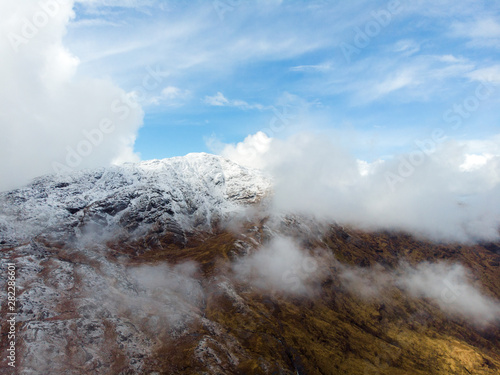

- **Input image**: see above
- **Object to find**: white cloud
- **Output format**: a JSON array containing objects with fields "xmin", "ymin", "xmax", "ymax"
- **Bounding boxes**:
[
  {"xmin": 372, "ymin": 69, "xmax": 419, "ymax": 97},
  {"xmin": 219, "ymin": 131, "xmax": 500, "ymax": 243},
  {"xmin": 58, "ymin": 0, "xmax": 500, "ymax": 131},
  {"xmin": 339, "ymin": 263, "xmax": 393, "ymax": 300},
  {"xmin": 340, "ymin": 261, "xmax": 500, "ymax": 327},
  {"xmin": 161, "ymin": 86, "xmax": 188, "ymax": 99},
  {"xmin": 437, "ymin": 55, "xmax": 467, "ymax": 63},
  {"xmin": 454, "ymin": 18, "xmax": 500, "ymax": 39},
  {"xmin": 66, "ymin": 2, "xmax": 338, "ymax": 89},
  {"xmin": 356, "ymin": 159, "xmax": 383, "ymax": 176},
  {"xmin": 335, "ymin": 54, "xmax": 476, "ymax": 104},
  {"xmin": 0, "ymin": 0, "xmax": 143, "ymax": 191},
  {"xmin": 146, "ymin": 86, "xmax": 191, "ymax": 107},
  {"xmin": 203, "ymin": 92, "xmax": 229, "ymax": 106},
  {"xmin": 232, "ymin": 230, "xmax": 500, "ymax": 325},
  {"xmin": 461, "ymin": 135, "xmax": 500, "ymax": 156},
  {"xmin": 392, "ymin": 39, "xmax": 420, "ymax": 56},
  {"xmin": 203, "ymin": 92, "xmax": 265, "ymax": 110},
  {"xmin": 98, "ymin": 260, "xmax": 205, "ymax": 338},
  {"xmin": 127, "ymin": 261, "xmax": 203, "ymax": 310},
  {"xmin": 219, "ymin": 132, "xmax": 273, "ymax": 170},
  {"xmin": 459, "ymin": 153, "xmax": 494, "ymax": 172},
  {"xmin": 451, "ymin": 18, "xmax": 500, "ymax": 48},
  {"xmin": 467, "ymin": 65, "xmax": 500, "ymax": 84},
  {"xmin": 76, "ymin": 0, "xmax": 158, "ymax": 9},
  {"xmin": 67, "ymin": 17, "xmax": 121, "ymax": 28},
  {"xmin": 398, "ymin": 262, "xmax": 500, "ymax": 326},
  {"xmin": 233, "ymin": 236, "xmax": 328, "ymax": 295},
  {"xmin": 289, "ymin": 62, "xmax": 333, "ymax": 72}
]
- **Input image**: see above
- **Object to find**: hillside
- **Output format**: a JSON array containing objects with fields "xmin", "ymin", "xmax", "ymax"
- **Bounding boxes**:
[{"xmin": 0, "ymin": 154, "xmax": 499, "ymax": 374}]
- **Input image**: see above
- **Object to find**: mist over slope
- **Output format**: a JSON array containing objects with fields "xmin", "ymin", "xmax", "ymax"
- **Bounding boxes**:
[{"xmin": 220, "ymin": 132, "xmax": 500, "ymax": 243}]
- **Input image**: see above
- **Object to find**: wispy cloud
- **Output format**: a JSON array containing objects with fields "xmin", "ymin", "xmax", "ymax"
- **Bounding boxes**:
[
  {"xmin": 203, "ymin": 92, "xmax": 229, "ymax": 106},
  {"xmin": 146, "ymin": 86, "xmax": 191, "ymax": 107},
  {"xmin": 232, "ymin": 235, "xmax": 334, "ymax": 296},
  {"xmin": 341, "ymin": 54, "xmax": 476, "ymax": 104},
  {"xmin": 203, "ymin": 92, "xmax": 266, "ymax": 110},
  {"xmin": 372, "ymin": 68, "xmax": 419, "ymax": 97},
  {"xmin": 392, "ymin": 39, "xmax": 420, "ymax": 56},
  {"xmin": 467, "ymin": 65, "xmax": 500, "ymax": 84},
  {"xmin": 76, "ymin": 0, "xmax": 159, "ymax": 9},
  {"xmin": 451, "ymin": 18, "xmax": 500, "ymax": 48},
  {"xmin": 289, "ymin": 62, "xmax": 333, "ymax": 73},
  {"xmin": 340, "ymin": 261, "xmax": 500, "ymax": 327}
]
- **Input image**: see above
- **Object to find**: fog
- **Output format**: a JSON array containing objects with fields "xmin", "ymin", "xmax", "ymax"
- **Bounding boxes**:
[
  {"xmin": 340, "ymin": 260, "xmax": 500, "ymax": 326},
  {"xmin": 221, "ymin": 131, "xmax": 500, "ymax": 243},
  {"xmin": 232, "ymin": 236, "xmax": 330, "ymax": 295}
]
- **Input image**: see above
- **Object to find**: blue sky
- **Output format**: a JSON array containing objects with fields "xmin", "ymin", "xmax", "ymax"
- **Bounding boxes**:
[{"xmin": 65, "ymin": 0, "xmax": 500, "ymax": 161}]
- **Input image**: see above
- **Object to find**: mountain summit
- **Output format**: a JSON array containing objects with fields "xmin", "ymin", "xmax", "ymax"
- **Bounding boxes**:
[{"xmin": 0, "ymin": 153, "xmax": 270, "ymax": 247}]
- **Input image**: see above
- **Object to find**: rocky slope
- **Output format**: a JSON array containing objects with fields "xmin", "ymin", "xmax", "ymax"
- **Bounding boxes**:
[
  {"xmin": 0, "ymin": 153, "xmax": 499, "ymax": 374},
  {"xmin": 0, "ymin": 153, "xmax": 270, "ymax": 246}
]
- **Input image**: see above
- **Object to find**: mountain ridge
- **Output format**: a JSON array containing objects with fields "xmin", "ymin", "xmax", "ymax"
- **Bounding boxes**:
[{"xmin": 0, "ymin": 153, "xmax": 271, "ymax": 247}]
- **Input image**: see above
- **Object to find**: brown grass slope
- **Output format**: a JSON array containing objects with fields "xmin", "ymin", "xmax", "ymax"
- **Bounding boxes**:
[
  {"xmin": 107, "ymin": 221, "xmax": 500, "ymax": 375},
  {"xmin": 1, "ymin": 220, "xmax": 498, "ymax": 374}
]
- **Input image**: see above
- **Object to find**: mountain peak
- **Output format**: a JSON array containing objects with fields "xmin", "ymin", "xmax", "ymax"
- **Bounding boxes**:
[{"xmin": 0, "ymin": 153, "xmax": 271, "ymax": 247}]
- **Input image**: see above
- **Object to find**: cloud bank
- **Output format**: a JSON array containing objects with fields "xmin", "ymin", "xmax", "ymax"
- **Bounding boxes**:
[
  {"xmin": 220, "ymin": 131, "xmax": 500, "ymax": 243},
  {"xmin": 0, "ymin": 0, "xmax": 143, "ymax": 191}
]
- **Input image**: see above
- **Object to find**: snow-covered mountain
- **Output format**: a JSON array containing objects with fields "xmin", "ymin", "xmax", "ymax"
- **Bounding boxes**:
[
  {"xmin": 0, "ymin": 153, "xmax": 273, "ymax": 374},
  {"xmin": 0, "ymin": 153, "xmax": 271, "ymax": 247}
]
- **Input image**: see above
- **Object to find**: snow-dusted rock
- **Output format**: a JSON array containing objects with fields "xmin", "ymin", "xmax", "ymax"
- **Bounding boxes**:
[
  {"xmin": 0, "ymin": 153, "xmax": 271, "ymax": 246},
  {"xmin": 0, "ymin": 153, "xmax": 273, "ymax": 374}
]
